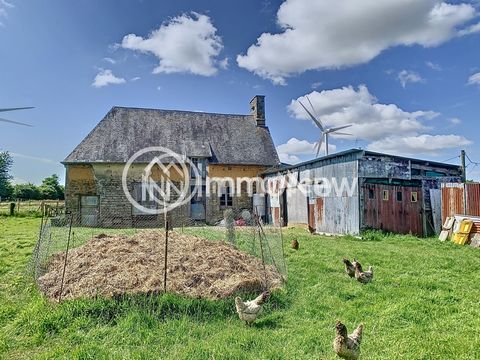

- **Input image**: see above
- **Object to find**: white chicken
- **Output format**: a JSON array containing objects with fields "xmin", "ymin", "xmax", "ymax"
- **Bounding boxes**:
[{"xmin": 235, "ymin": 291, "xmax": 270, "ymax": 325}]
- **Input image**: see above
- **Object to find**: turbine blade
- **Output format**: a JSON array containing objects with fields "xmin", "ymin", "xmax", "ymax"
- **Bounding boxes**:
[
  {"xmin": 298, "ymin": 100, "xmax": 324, "ymax": 131},
  {"xmin": 0, "ymin": 107, "xmax": 35, "ymax": 113},
  {"xmin": 306, "ymin": 95, "xmax": 318, "ymax": 117},
  {"xmin": 316, "ymin": 135, "xmax": 324, "ymax": 157},
  {"xmin": 329, "ymin": 124, "xmax": 352, "ymax": 132},
  {"xmin": 332, "ymin": 132, "xmax": 352, "ymax": 136},
  {"xmin": 0, "ymin": 117, "xmax": 33, "ymax": 127}
]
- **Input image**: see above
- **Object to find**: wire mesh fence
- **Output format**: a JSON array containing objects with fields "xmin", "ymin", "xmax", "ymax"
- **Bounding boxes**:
[{"xmin": 31, "ymin": 204, "xmax": 286, "ymax": 303}]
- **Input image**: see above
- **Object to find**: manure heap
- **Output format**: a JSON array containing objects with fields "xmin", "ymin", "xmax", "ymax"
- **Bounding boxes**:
[{"xmin": 38, "ymin": 231, "xmax": 283, "ymax": 301}]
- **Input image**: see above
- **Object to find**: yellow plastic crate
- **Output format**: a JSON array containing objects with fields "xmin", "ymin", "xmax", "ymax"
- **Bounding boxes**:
[
  {"xmin": 452, "ymin": 220, "xmax": 474, "ymax": 245},
  {"xmin": 453, "ymin": 233, "xmax": 470, "ymax": 245}
]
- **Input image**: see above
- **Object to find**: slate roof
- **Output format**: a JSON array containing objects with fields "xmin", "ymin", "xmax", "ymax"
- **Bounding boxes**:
[{"xmin": 64, "ymin": 106, "xmax": 280, "ymax": 166}]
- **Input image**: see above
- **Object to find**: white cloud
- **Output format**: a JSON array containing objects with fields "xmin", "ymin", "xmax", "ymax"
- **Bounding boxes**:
[
  {"xmin": 103, "ymin": 57, "xmax": 116, "ymax": 64},
  {"xmin": 311, "ymin": 82, "xmax": 323, "ymax": 89},
  {"xmin": 277, "ymin": 138, "xmax": 317, "ymax": 155},
  {"xmin": 0, "ymin": 0, "xmax": 13, "ymax": 28},
  {"xmin": 121, "ymin": 12, "xmax": 223, "ymax": 76},
  {"xmin": 426, "ymin": 61, "xmax": 442, "ymax": 71},
  {"xmin": 288, "ymin": 85, "xmax": 438, "ymax": 141},
  {"xmin": 237, "ymin": 0, "xmax": 478, "ymax": 84},
  {"xmin": 449, "ymin": 117, "xmax": 461, "ymax": 125},
  {"xmin": 468, "ymin": 72, "xmax": 480, "ymax": 85},
  {"xmin": 367, "ymin": 134, "xmax": 472, "ymax": 156},
  {"xmin": 397, "ymin": 70, "xmax": 425, "ymax": 88},
  {"xmin": 1, "ymin": 0, "xmax": 14, "ymax": 8},
  {"xmin": 279, "ymin": 153, "xmax": 301, "ymax": 164},
  {"xmin": 218, "ymin": 57, "xmax": 229, "ymax": 70},
  {"xmin": 276, "ymin": 137, "xmax": 336, "ymax": 163},
  {"xmin": 130, "ymin": 76, "xmax": 141, "ymax": 82},
  {"xmin": 458, "ymin": 22, "xmax": 480, "ymax": 36},
  {"xmin": 92, "ymin": 69, "xmax": 126, "ymax": 88}
]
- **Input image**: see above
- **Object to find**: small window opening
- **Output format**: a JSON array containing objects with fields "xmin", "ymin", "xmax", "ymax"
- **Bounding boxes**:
[
  {"xmin": 382, "ymin": 190, "xmax": 389, "ymax": 201},
  {"xmin": 396, "ymin": 191, "xmax": 403, "ymax": 202}
]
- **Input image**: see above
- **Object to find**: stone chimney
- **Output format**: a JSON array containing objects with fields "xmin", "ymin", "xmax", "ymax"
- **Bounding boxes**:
[{"xmin": 250, "ymin": 95, "xmax": 266, "ymax": 127}]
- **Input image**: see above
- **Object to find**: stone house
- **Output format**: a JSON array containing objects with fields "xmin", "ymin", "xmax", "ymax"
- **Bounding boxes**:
[{"xmin": 63, "ymin": 96, "xmax": 279, "ymax": 227}]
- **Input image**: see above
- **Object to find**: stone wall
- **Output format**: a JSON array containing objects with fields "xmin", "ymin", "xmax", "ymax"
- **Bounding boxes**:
[
  {"xmin": 65, "ymin": 162, "xmax": 265, "ymax": 227},
  {"xmin": 205, "ymin": 164, "xmax": 265, "ymax": 224},
  {"xmin": 64, "ymin": 164, "xmax": 96, "ymax": 224}
]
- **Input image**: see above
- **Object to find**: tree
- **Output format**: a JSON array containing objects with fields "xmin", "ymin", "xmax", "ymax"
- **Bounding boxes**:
[
  {"xmin": 39, "ymin": 174, "xmax": 64, "ymax": 200},
  {"xmin": 0, "ymin": 151, "xmax": 13, "ymax": 200},
  {"xmin": 14, "ymin": 183, "xmax": 41, "ymax": 200}
]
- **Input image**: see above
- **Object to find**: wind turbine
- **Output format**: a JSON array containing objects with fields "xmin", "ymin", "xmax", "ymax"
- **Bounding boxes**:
[
  {"xmin": 298, "ymin": 97, "xmax": 352, "ymax": 157},
  {"xmin": 0, "ymin": 107, "xmax": 34, "ymax": 127}
]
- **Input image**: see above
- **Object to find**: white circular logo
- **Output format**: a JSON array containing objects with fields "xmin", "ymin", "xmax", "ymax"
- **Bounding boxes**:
[{"xmin": 122, "ymin": 146, "xmax": 201, "ymax": 215}]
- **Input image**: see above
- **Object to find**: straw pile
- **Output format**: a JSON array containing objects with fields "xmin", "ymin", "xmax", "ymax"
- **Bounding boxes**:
[{"xmin": 38, "ymin": 231, "xmax": 283, "ymax": 301}]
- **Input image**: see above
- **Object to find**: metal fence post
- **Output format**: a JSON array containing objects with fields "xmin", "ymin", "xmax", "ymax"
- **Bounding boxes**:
[
  {"xmin": 163, "ymin": 209, "xmax": 169, "ymax": 293},
  {"xmin": 33, "ymin": 205, "xmax": 46, "ymax": 279},
  {"xmin": 58, "ymin": 212, "xmax": 73, "ymax": 302}
]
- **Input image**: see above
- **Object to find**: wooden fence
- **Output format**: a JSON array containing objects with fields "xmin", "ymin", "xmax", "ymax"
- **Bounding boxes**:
[{"xmin": 0, "ymin": 200, "xmax": 65, "ymax": 216}]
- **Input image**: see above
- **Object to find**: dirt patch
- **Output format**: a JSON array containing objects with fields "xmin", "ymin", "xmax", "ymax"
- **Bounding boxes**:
[{"xmin": 38, "ymin": 231, "xmax": 283, "ymax": 301}]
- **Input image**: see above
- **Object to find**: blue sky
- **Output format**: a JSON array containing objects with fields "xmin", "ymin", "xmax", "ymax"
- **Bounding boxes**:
[{"xmin": 1, "ymin": 0, "xmax": 479, "ymax": 184}]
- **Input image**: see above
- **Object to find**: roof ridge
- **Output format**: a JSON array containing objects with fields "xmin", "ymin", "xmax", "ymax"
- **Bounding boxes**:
[{"xmin": 112, "ymin": 106, "xmax": 251, "ymax": 118}]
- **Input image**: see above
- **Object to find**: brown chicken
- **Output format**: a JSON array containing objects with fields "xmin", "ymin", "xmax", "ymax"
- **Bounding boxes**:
[
  {"xmin": 333, "ymin": 321, "xmax": 364, "ymax": 360},
  {"xmin": 291, "ymin": 239, "xmax": 299, "ymax": 250},
  {"xmin": 342, "ymin": 258, "xmax": 355, "ymax": 278},
  {"xmin": 354, "ymin": 261, "xmax": 373, "ymax": 284}
]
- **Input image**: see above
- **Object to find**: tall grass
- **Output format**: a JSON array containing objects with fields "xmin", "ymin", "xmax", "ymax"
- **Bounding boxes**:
[{"xmin": 0, "ymin": 217, "xmax": 479, "ymax": 359}]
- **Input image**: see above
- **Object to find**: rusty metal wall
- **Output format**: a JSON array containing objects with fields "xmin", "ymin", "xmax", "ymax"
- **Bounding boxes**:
[
  {"xmin": 362, "ymin": 183, "xmax": 424, "ymax": 236},
  {"xmin": 441, "ymin": 183, "xmax": 465, "ymax": 221},
  {"xmin": 466, "ymin": 183, "xmax": 480, "ymax": 216},
  {"xmin": 307, "ymin": 201, "xmax": 315, "ymax": 232},
  {"xmin": 442, "ymin": 183, "xmax": 480, "ymax": 221}
]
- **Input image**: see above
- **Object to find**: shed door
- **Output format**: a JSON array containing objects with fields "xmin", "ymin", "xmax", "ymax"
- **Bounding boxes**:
[
  {"xmin": 363, "ymin": 184, "xmax": 423, "ymax": 236},
  {"xmin": 80, "ymin": 195, "xmax": 99, "ymax": 227},
  {"xmin": 307, "ymin": 198, "xmax": 315, "ymax": 231}
]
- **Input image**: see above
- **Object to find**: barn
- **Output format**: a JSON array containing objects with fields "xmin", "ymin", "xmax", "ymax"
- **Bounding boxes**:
[{"xmin": 263, "ymin": 149, "xmax": 462, "ymax": 237}]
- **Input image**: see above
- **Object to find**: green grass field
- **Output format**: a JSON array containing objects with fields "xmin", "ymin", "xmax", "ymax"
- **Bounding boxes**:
[{"xmin": 1, "ymin": 216, "xmax": 479, "ymax": 359}]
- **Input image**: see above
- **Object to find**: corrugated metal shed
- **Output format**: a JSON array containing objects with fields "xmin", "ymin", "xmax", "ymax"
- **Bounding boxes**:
[
  {"xmin": 264, "ymin": 152, "xmax": 360, "ymax": 235},
  {"xmin": 263, "ymin": 149, "xmax": 462, "ymax": 236}
]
